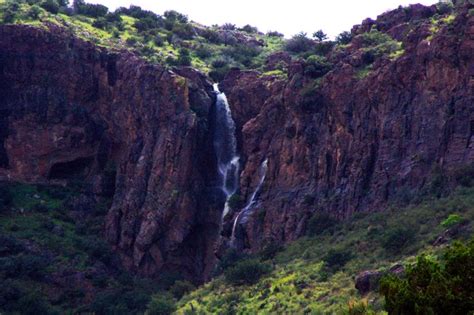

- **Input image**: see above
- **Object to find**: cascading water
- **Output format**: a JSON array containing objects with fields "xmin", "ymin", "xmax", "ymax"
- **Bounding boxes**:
[
  {"xmin": 213, "ymin": 83, "xmax": 240, "ymax": 219},
  {"xmin": 231, "ymin": 158, "xmax": 268, "ymax": 245}
]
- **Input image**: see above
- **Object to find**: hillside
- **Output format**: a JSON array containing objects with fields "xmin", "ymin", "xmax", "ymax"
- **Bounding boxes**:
[{"xmin": 0, "ymin": 0, "xmax": 473, "ymax": 314}]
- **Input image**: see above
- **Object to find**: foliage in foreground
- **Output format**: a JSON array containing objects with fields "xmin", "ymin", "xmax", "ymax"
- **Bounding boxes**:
[{"xmin": 380, "ymin": 238, "xmax": 474, "ymax": 315}]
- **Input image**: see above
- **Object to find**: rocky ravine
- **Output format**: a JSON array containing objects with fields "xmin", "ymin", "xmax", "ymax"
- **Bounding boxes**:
[{"xmin": 0, "ymin": 3, "xmax": 473, "ymax": 282}]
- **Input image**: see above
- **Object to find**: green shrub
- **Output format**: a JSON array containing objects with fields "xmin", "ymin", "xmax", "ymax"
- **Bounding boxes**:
[
  {"xmin": 266, "ymin": 30, "xmax": 284, "ymax": 37},
  {"xmin": 336, "ymin": 31, "xmax": 352, "ymax": 45},
  {"xmin": 359, "ymin": 29, "xmax": 402, "ymax": 64},
  {"xmin": 40, "ymin": 0, "xmax": 60, "ymax": 14},
  {"xmin": 73, "ymin": 0, "xmax": 108, "ymax": 17},
  {"xmin": 441, "ymin": 214, "xmax": 463, "ymax": 228},
  {"xmin": 380, "ymin": 238, "xmax": 474, "ymax": 314},
  {"xmin": 306, "ymin": 212, "xmax": 338, "ymax": 236},
  {"xmin": 146, "ymin": 293, "xmax": 176, "ymax": 315},
  {"xmin": 28, "ymin": 5, "xmax": 43, "ymax": 19},
  {"xmin": 224, "ymin": 259, "xmax": 272, "ymax": 285},
  {"xmin": 177, "ymin": 48, "xmax": 192, "ymax": 66},
  {"xmin": 169, "ymin": 280, "xmax": 195, "ymax": 299},
  {"xmin": 214, "ymin": 248, "xmax": 249, "ymax": 276},
  {"xmin": 285, "ymin": 32, "xmax": 314, "ymax": 53},
  {"xmin": 259, "ymin": 241, "xmax": 283, "ymax": 260},
  {"xmin": 382, "ymin": 227, "xmax": 415, "ymax": 254},
  {"xmin": 304, "ymin": 55, "xmax": 332, "ymax": 78},
  {"xmin": 195, "ymin": 45, "xmax": 212, "ymax": 59},
  {"xmin": 239, "ymin": 24, "xmax": 258, "ymax": 34},
  {"xmin": 323, "ymin": 248, "xmax": 352, "ymax": 272},
  {"xmin": 2, "ymin": 8, "xmax": 17, "ymax": 24}
]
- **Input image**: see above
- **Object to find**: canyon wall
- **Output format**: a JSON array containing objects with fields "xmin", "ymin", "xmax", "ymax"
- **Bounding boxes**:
[
  {"xmin": 0, "ymin": 3, "xmax": 473, "ymax": 279},
  {"xmin": 220, "ymin": 5, "xmax": 474, "ymax": 250}
]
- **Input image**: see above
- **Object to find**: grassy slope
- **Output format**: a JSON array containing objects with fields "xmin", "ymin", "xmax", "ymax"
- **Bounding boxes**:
[
  {"xmin": 0, "ymin": 1, "xmax": 285, "ymax": 75},
  {"xmin": 177, "ymin": 187, "xmax": 474, "ymax": 314}
]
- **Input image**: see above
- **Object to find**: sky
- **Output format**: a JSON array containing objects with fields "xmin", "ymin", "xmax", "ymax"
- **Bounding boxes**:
[{"xmin": 89, "ymin": 0, "xmax": 439, "ymax": 39}]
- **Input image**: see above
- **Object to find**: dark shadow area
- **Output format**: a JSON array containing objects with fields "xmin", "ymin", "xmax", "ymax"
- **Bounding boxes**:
[{"xmin": 48, "ymin": 157, "xmax": 94, "ymax": 180}]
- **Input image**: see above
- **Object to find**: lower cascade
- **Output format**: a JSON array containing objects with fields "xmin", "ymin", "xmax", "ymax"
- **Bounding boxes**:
[
  {"xmin": 231, "ymin": 158, "xmax": 268, "ymax": 246},
  {"xmin": 212, "ymin": 83, "xmax": 240, "ymax": 219}
]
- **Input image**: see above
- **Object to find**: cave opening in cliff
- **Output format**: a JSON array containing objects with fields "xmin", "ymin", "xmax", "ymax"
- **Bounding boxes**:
[{"xmin": 48, "ymin": 157, "xmax": 94, "ymax": 180}]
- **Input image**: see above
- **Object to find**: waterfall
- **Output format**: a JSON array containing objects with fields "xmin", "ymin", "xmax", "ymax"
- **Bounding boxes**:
[
  {"xmin": 231, "ymin": 158, "xmax": 268, "ymax": 244},
  {"xmin": 213, "ymin": 83, "xmax": 240, "ymax": 219}
]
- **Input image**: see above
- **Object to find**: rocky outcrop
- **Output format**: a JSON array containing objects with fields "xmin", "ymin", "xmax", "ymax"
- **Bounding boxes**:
[
  {"xmin": 355, "ymin": 264, "xmax": 405, "ymax": 295},
  {"xmin": 0, "ymin": 24, "xmax": 219, "ymax": 282},
  {"xmin": 220, "ymin": 5, "xmax": 474, "ymax": 251}
]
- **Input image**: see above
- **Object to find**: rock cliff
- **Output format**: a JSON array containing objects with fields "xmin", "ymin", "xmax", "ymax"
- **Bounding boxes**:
[
  {"xmin": 0, "ymin": 24, "xmax": 220, "ymax": 281},
  {"xmin": 220, "ymin": 4, "xmax": 474, "ymax": 250},
  {"xmin": 0, "ymin": 3, "xmax": 473, "ymax": 280}
]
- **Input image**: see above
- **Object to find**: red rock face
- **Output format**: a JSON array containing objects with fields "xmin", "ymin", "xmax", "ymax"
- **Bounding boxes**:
[
  {"xmin": 0, "ymin": 3, "xmax": 473, "ymax": 280},
  {"xmin": 0, "ymin": 24, "xmax": 220, "ymax": 282},
  {"xmin": 220, "ymin": 7, "xmax": 474, "ymax": 251}
]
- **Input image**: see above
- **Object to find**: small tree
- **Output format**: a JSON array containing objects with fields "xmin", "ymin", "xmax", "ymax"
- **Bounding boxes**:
[
  {"xmin": 40, "ymin": 0, "xmax": 60, "ymax": 14},
  {"xmin": 285, "ymin": 32, "xmax": 314, "ymax": 53},
  {"xmin": 336, "ymin": 31, "xmax": 352, "ymax": 45},
  {"xmin": 239, "ymin": 24, "xmax": 258, "ymax": 34},
  {"xmin": 177, "ymin": 48, "xmax": 192, "ymax": 66},
  {"xmin": 222, "ymin": 23, "xmax": 236, "ymax": 31},
  {"xmin": 313, "ymin": 29, "xmax": 328, "ymax": 42}
]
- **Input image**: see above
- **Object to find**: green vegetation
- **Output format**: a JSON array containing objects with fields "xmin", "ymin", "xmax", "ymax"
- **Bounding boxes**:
[
  {"xmin": 359, "ymin": 28, "xmax": 403, "ymax": 64},
  {"xmin": 380, "ymin": 238, "xmax": 474, "ymax": 314},
  {"xmin": 224, "ymin": 259, "xmax": 272, "ymax": 285},
  {"xmin": 177, "ymin": 187, "xmax": 474, "ymax": 314},
  {"xmin": 0, "ymin": 0, "xmax": 290, "ymax": 79},
  {"xmin": 146, "ymin": 293, "xmax": 177, "ymax": 315},
  {"xmin": 0, "ymin": 182, "xmax": 181, "ymax": 314},
  {"xmin": 441, "ymin": 213, "xmax": 464, "ymax": 228}
]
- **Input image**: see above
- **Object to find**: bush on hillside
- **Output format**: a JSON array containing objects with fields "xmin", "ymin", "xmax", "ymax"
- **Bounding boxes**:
[
  {"xmin": 266, "ymin": 30, "xmax": 284, "ymax": 37},
  {"xmin": 380, "ymin": 238, "xmax": 474, "ymax": 314},
  {"xmin": 306, "ymin": 212, "xmax": 338, "ymax": 236},
  {"xmin": 239, "ymin": 24, "xmax": 258, "ymax": 34},
  {"xmin": 73, "ymin": 0, "xmax": 108, "ymax": 17},
  {"xmin": 224, "ymin": 259, "xmax": 272, "ymax": 285},
  {"xmin": 336, "ymin": 31, "xmax": 353, "ymax": 45},
  {"xmin": 146, "ymin": 293, "xmax": 176, "ymax": 315},
  {"xmin": 285, "ymin": 32, "xmax": 314, "ymax": 53},
  {"xmin": 39, "ymin": 0, "xmax": 61, "ymax": 14},
  {"xmin": 28, "ymin": 5, "xmax": 42, "ymax": 19},
  {"xmin": 169, "ymin": 280, "xmax": 195, "ymax": 299},
  {"xmin": 382, "ymin": 227, "xmax": 415, "ymax": 254},
  {"xmin": 323, "ymin": 248, "xmax": 353, "ymax": 272},
  {"xmin": 304, "ymin": 55, "xmax": 333, "ymax": 78}
]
